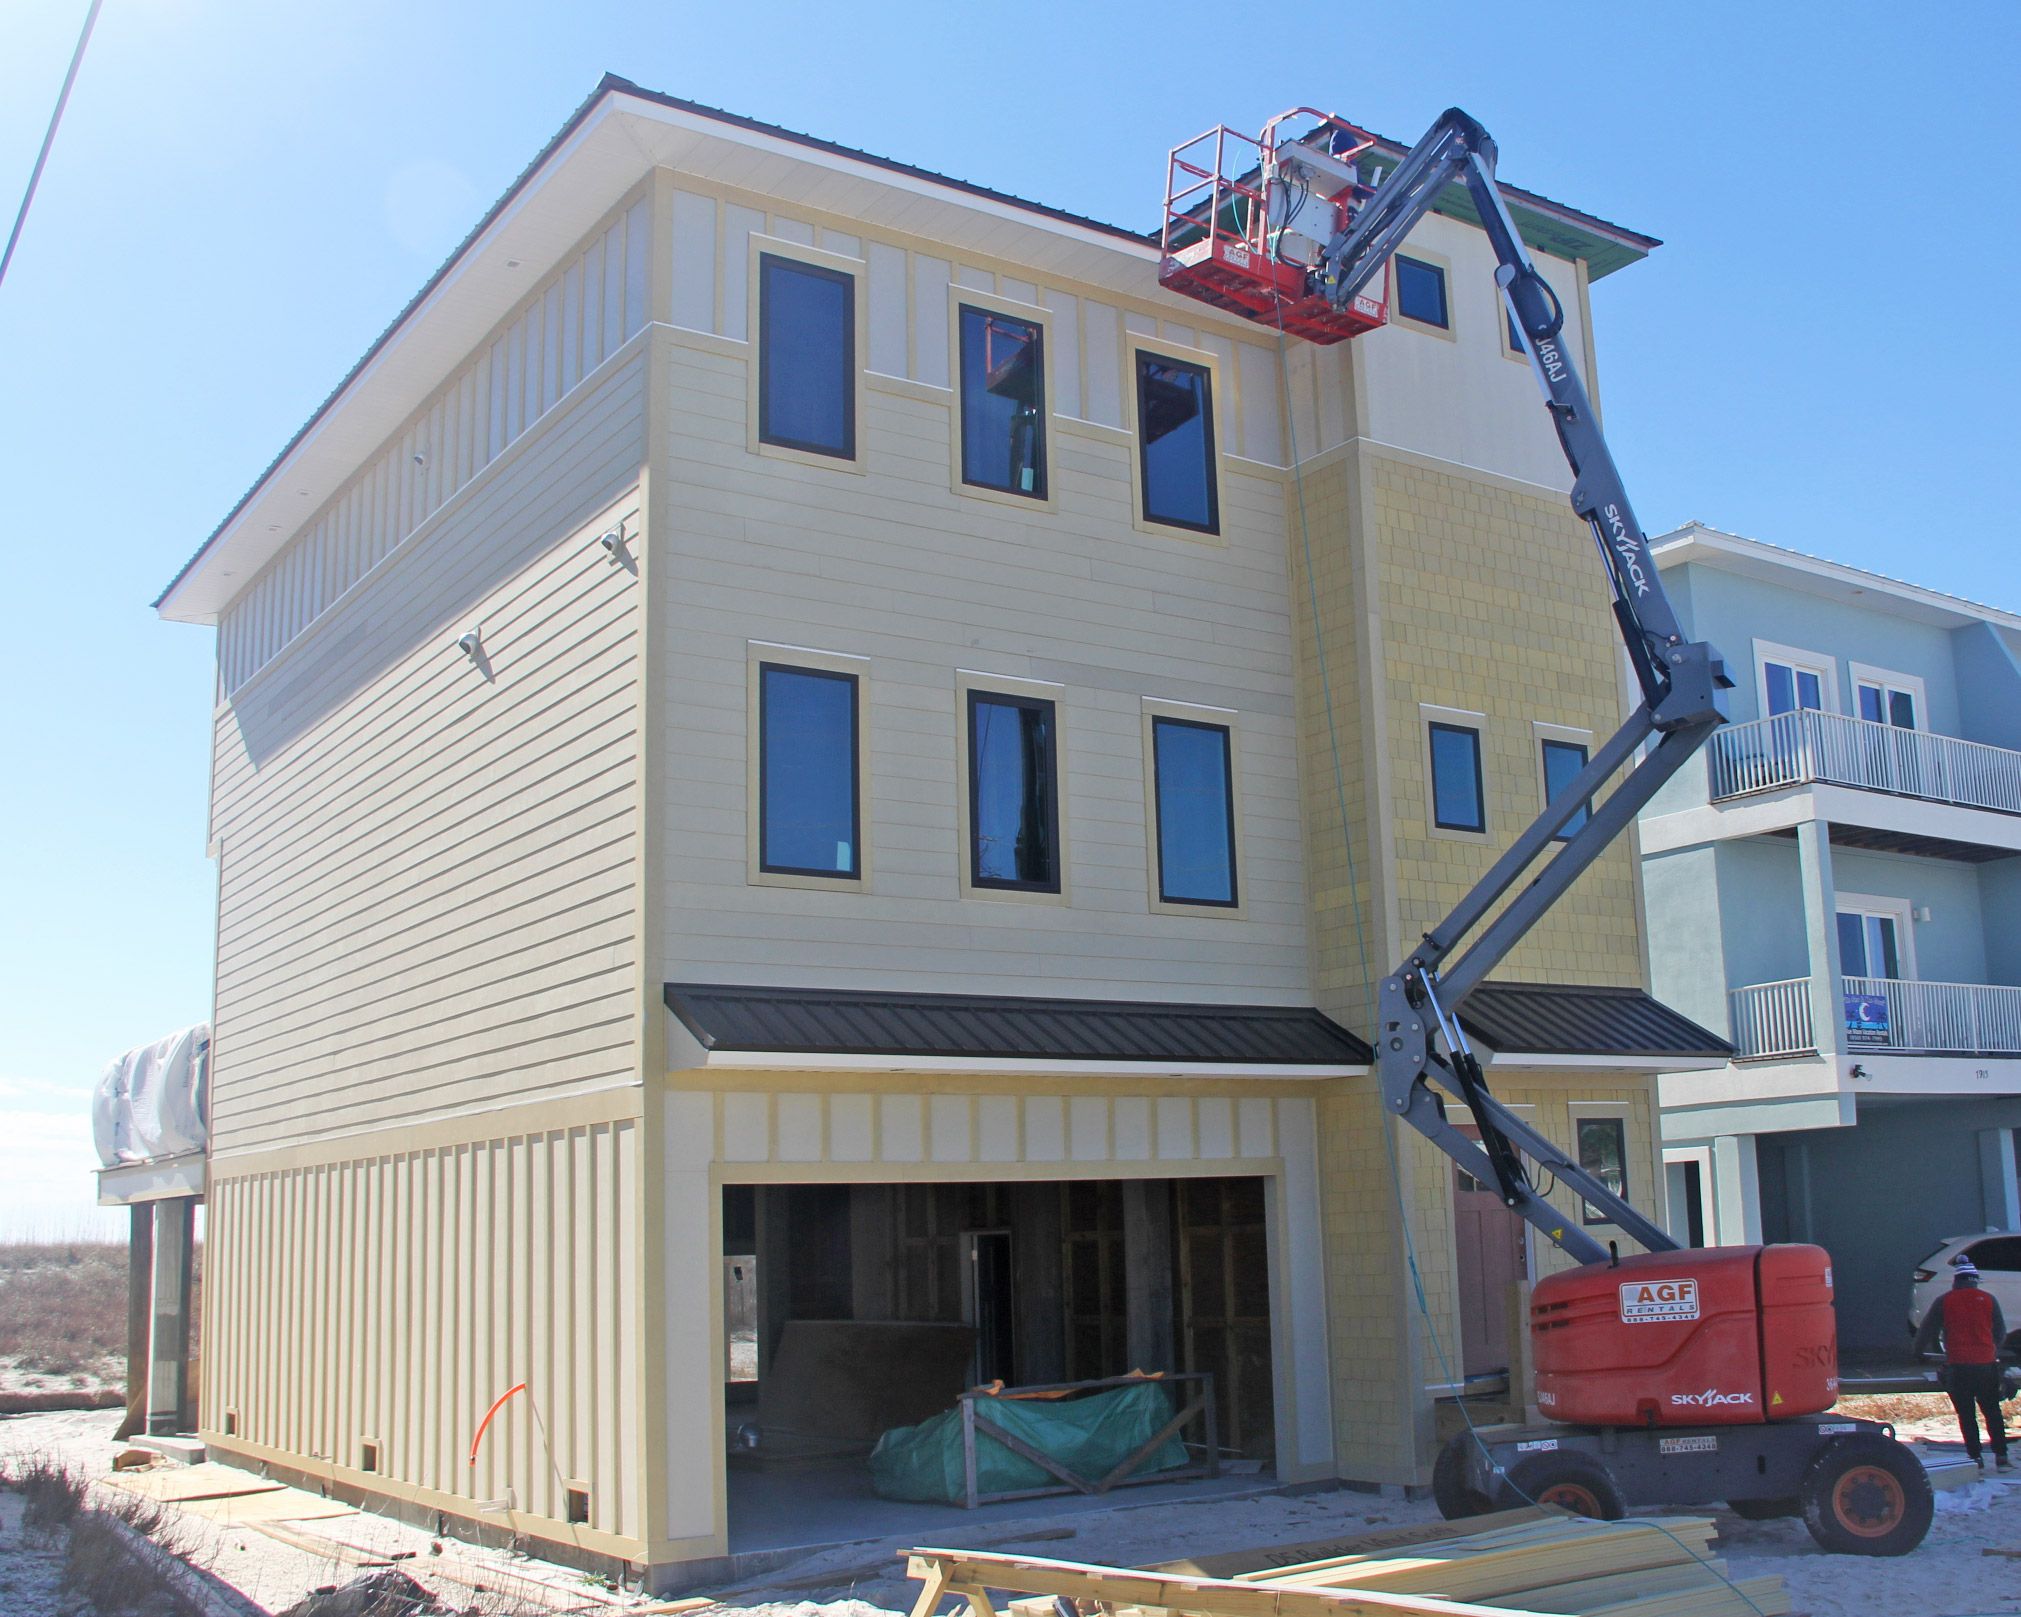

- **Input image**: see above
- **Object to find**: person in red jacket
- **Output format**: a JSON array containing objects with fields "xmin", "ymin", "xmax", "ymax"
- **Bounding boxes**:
[{"xmin": 1915, "ymin": 1259, "xmax": 2011, "ymax": 1468}]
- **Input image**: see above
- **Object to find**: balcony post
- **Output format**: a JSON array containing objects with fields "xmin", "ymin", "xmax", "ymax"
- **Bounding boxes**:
[{"xmin": 1796, "ymin": 820, "xmax": 1845, "ymax": 1067}]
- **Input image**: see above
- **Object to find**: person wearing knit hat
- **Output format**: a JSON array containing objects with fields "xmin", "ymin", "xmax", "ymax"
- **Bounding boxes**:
[{"xmin": 1915, "ymin": 1258, "xmax": 2011, "ymax": 1468}]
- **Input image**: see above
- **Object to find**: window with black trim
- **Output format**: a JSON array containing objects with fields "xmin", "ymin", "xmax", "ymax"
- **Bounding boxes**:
[
  {"xmin": 958, "ymin": 305, "xmax": 1046, "ymax": 499},
  {"xmin": 1577, "ymin": 1117, "xmax": 1629, "ymax": 1225},
  {"xmin": 1134, "ymin": 351, "xmax": 1219, "ymax": 534},
  {"xmin": 1395, "ymin": 255, "xmax": 1449, "ymax": 329},
  {"xmin": 1151, "ymin": 716, "xmax": 1237, "ymax": 907},
  {"xmin": 1541, "ymin": 737, "xmax": 1591, "ymax": 839},
  {"xmin": 1429, "ymin": 721, "xmax": 1485, "ymax": 833},
  {"xmin": 967, "ymin": 690, "xmax": 1060, "ymax": 892},
  {"xmin": 758, "ymin": 663, "xmax": 859, "ymax": 878},
  {"xmin": 758, "ymin": 253, "xmax": 855, "ymax": 458}
]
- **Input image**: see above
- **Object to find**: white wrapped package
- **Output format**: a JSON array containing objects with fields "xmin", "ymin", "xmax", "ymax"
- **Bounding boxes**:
[{"xmin": 93, "ymin": 1023, "xmax": 209, "ymax": 1167}]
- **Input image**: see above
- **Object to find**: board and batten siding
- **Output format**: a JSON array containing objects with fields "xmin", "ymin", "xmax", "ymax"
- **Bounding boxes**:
[
  {"xmin": 207, "ymin": 347, "xmax": 651, "ymax": 1154},
  {"xmin": 217, "ymin": 194, "xmax": 653, "ymax": 694},
  {"xmin": 204, "ymin": 1100, "xmax": 644, "ymax": 1553},
  {"xmin": 654, "ymin": 324, "xmax": 1312, "ymax": 1001}
]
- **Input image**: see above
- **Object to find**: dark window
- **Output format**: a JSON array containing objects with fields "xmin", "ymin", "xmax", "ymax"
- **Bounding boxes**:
[
  {"xmin": 1577, "ymin": 1117, "xmax": 1629, "ymax": 1225},
  {"xmin": 958, "ymin": 305, "xmax": 1046, "ymax": 499},
  {"xmin": 758, "ymin": 663, "xmax": 859, "ymax": 878},
  {"xmin": 1967, "ymin": 1237, "xmax": 2021, "ymax": 1272},
  {"xmin": 758, "ymin": 253, "xmax": 854, "ymax": 458},
  {"xmin": 967, "ymin": 690, "xmax": 1060, "ymax": 892},
  {"xmin": 1429, "ymin": 721, "xmax": 1485, "ymax": 833},
  {"xmin": 1506, "ymin": 309, "xmax": 1524, "ymax": 353},
  {"xmin": 1396, "ymin": 255, "xmax": 1449, "ymax": 329},
  {"xmin": 1135, "ymin": 352, "xmax": 1219, "ymax": 534},
  {"xmin": 1152, "ymin": 716, "xmax": 1237, "ymax": 906},
  {"xmin": 1541, "ymin": 738, "xmax": 1591, "ymax": 839}
]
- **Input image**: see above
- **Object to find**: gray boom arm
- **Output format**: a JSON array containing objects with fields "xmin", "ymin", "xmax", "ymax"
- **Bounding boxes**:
[{"xmin": 1308, "ymin": 108, "xmax": 1730, "ymax": 1265}]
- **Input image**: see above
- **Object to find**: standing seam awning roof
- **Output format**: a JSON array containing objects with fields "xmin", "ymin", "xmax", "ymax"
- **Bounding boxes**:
[
  {"xmin": 1457, "ymin": 982, "xmax": 1731, "ymax": 1059},
  {"xmin": 664, "ymin": 984, "xmax": 1373, "ymax": 1066}
]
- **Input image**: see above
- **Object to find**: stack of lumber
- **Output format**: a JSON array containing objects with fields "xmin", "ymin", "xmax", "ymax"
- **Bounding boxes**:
[{"xmin": 906, "ymin": 1505, "xmax": 1786, "ymax": 1617}]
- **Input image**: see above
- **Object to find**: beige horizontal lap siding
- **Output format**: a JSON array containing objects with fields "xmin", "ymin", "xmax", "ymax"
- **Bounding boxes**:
[
  {"xmin": 208, "ymin": 350, "xmax": 650, "ymax": 1152},
  {"xmin": 655, "ymin": 325, "xmax": 1311, "ymax": 1000},
  {"xmin": 217, "ymin": 191, "xmax": 654, "ymax": 693},
  {"xmin": 204, "ymin": 1105, "xmax": 643, "ymax": 1552}
]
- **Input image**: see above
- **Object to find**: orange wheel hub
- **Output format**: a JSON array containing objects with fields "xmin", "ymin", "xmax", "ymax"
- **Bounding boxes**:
[{"xmin": 1831, "ymin": 1464, "xmax": 1906, "ymax": 1537}]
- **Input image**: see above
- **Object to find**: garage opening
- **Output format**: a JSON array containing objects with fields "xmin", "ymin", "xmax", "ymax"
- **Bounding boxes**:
[{"xmin": 722, "ymin": 1174, "xmax": 1275, "ymax": 1553}]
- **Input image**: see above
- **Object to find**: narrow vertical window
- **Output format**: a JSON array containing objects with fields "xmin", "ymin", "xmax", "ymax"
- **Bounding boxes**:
[
  {"xmin": 967, "ymin": 691, "xmax": 1059, "ymax": 892},
  {"xmin": 1135, "ymin": 351, "xmax": 1219, "ymax": 534},
  {"xmin": 1541, "ymin": 737, "xmax": 1591, "ymax": 839},
  {"xmin": 958, "ymin": 306, "xmax": 1046, "ymax": 498},
  {"xmin": 1152, "ymin": 717, "xmax": 1237, "ymax": 906},
  {"xmin": 1577, "ymin": 1118, "xmax": 1629, "ymax": 1225},
  {"xmin": 759, "ymin": 664, "xmax": 859, "ymax": 878},
  {"xmin": 1395, "ymin": 256, "xmax": 1449, "ymax": 329},
  {"xmin": 1429, "ymin": 722, "xmax": 1486, "ymax": 833},
  {"xmin": 758, "ymin": 253, "xmax": 855, "ymax": 458}
]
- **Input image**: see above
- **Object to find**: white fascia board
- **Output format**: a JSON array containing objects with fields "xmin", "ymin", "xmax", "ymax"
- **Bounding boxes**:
[
  {"xmin": 1478, "ymin": 1050, "xmax": 1726, "ymax": 1073},
  {"xmin": 1651, "ymin": 523, "xmax": 2021, "ymax": 634},
  {"xmin": 1641, "ymin": 783, "xmax": 2021, "ymax": 857},
  {"xmin": 96, "ymin": 1152, "xmax": 205, "ymax": 1206},
  {"xmin": 1851, "ymin": 1053, "xmax": 2021, "ymax": 1099},
  {"xmin": 692, "ymin": 1050, "xmax": 1362, "ymax": 1080}
]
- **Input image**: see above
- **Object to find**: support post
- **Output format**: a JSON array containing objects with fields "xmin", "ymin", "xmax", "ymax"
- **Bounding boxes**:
[
  {"xmin": 148, "ymin": 1197, "xmax": 194, "ymax": 1435},
  {"xmin": 1122, "ymin": 1182, "xmax": 1175, "ymax": 1373},
  {"xmin": 1796, "ymin": 820, "xmax": 1843, "ymax": 1066},
  {"xmin": 1978, "ymin": 1128, "xmax": 2021, "ymax": 1232},
  {"xmin": 116, "ymin": 1204, "xmax": 153, "ymax": 1441}
]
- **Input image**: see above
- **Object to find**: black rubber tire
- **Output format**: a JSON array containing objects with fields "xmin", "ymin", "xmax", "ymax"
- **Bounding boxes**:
[
  {"xmin": 1431, "ymin": 1434, "xmax": 1494, "ymax": 1520},
  {"xmin": 1727, "ymin": 1496, "xmax": 1801, "ymax": 1520},
  {"xmin": 1497, "ymin": 1450, "xmax": 1627, "ymax": 1520},
  {"xmin": 1798, "ymin": 1434, "xmax": 1934, "ymax": 1556}
]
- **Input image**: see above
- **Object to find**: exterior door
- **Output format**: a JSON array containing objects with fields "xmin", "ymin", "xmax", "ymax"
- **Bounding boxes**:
[
  {"xmin": 1856, "ymin": 677, "xmax": 1923, "ymax": 794},
  {"xmin": 1453, "ymin": 1147, "xmax": 1528, "ymax": 1378}
]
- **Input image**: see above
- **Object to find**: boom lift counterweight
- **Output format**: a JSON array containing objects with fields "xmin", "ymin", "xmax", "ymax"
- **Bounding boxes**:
[{"xmin": 1158, "ymin": 105, "xmax": 1936, "ymax": 1555}]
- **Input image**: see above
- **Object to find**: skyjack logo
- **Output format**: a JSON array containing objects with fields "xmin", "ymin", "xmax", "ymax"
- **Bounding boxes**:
[
  {"xmin": 1619, "ymin": 1278, "xmax": 1700, "ymax": 1322},
  {"xmin": 1603, "ymin": 505, "xmax": 1652, "ymax": 597},
  {"xmin": 1668, "ymin": 1388, "xmax": 1756, "ymax": 1409}
]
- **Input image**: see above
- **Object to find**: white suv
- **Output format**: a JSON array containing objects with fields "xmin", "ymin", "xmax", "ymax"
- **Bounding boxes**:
[{"xmin": 1909, "ymin": 1234, "xmax": 2021, "ymax": 1352}]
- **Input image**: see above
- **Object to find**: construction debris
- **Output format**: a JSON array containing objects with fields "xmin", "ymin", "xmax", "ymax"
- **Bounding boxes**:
[{"xmin": 908, "ymin": 1506, "xmax": 1785, "ymax": 1617}]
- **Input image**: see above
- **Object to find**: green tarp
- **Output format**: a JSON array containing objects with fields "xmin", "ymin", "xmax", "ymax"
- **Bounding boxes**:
[{"xmin": 868, "ymin": 1380, "xmax": 1189, "ymax": 1504}]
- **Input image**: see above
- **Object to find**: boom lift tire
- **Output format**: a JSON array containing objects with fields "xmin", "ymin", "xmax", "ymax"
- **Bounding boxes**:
[
  {"xmin": 1496, "ymin": 1451, "xmax": 1626, "ymax": 1520},
  {"xmin": 1798, "ymin": 1434, "xmax": 1934, "ymax": 1556},
  {"xmin": 1432, "ymin": 1434, "xmax": 1494, "ymax": 1519}
]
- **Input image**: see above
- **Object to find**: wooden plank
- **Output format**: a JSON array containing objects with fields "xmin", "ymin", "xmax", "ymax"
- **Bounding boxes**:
[
  {"xmin": 1155, "ymin": 1509, "xmax": 1551, "ymax": 1579},
  {"xmin": 1097, "ymin": 1398, "xmax": 1204, "ymax": 1492},
  {"xmin": 969, "ymin": 1412, "xmax": 1100, "ymax": 1496}
]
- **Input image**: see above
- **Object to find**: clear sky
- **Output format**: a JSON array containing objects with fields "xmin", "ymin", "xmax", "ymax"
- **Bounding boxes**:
[{"xmin": 1, "ymin": 0, "xmax": 2015, "ymax": 1237}]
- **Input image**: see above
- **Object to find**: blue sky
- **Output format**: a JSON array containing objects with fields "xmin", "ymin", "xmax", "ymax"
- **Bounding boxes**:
[{"xmin": 1, "ymin": 1, "xmax": 2015, "ymax": 1235}]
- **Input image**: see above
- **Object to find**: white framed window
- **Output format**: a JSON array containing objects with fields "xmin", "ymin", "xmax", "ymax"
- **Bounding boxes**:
[
  {"xmin": 1533, "ymin": 720, "xmax": 1596, "ymax": 840},
  {"xmin": 1752, "ymin": 638, "xmax": 1838, "ymax": 720},
  {"xmin": 955, "ymin": 670, "xmax": 1070, "ymax": 905},
  {"xmin": 1835, "ymin": 891, "xmax": 1916, "ymax": 981},
  {"xmin": 745, "ymin": 642, "xmax": 872, "ymax": 890},
  {"xmin": 1422, "ymin": 703, "xmax": 1488, "ymax": 840},
  {"xmin": 1392, "ymin": 249, "xmax": 1455, "ymax": 340},
  {"xmin": 1126, "ymin": 336, "xmax": 1224, "ymax": 541},
  {"xmin": 948, "ymin": 286, "xmax": 1055, "ymax": 510},
  {"xmin": 1141, "ymin": 698, "xmax": 1244, "ymax": 916},
  {"xmin": 746, "ymin": 235, "xmax": 869, "ymax": 472},
  {"xmin": 1848, "ymin": 662, "xmax": 1926, "ymax": 731}
]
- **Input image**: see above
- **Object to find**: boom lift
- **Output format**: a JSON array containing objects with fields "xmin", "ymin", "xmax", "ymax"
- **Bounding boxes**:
[{"xmin": 1160, "ymin": 108, "xmax": 1936, "ymax": 1555}]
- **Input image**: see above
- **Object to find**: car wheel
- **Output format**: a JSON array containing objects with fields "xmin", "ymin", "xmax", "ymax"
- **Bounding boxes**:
[
  {"xmin": 1431, "ymin": 1434, "xmax": 1494, "ymax": 1520},
  {"xmin": 1497, "ymin": 1450, "xmax": 1626, "ymax": 1520},
  {"xmin": 1799, "ymin": 1434, "xmax": 1933, "ymax": 1556}
]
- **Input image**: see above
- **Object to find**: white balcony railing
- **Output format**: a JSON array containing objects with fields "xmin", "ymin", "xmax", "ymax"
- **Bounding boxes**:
[
  {"xmin": 1729, "ymin": 974, "xmax": 2021, "ymax": 1059},
  {"xmin": 1728, "ymin": 978, "xmax": 1817, "ymax": 1060},
  {"xmin": 1707, "ymin": 709, "xmax": 2021, "ymax": 814}
]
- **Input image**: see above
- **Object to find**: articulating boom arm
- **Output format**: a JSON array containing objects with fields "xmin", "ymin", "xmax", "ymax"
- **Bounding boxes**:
[{"xmin": 1309, "ymin": 109, "xmax": 1730, "ymax": 1265}]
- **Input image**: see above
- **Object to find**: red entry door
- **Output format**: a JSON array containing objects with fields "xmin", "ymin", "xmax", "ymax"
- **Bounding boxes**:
[{"xmin": 1452, "ymin": 1150, "xmax": 1528, "ymax": 1379}]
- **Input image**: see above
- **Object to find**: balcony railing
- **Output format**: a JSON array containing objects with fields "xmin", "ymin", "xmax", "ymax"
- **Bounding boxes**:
[
  {"xmin": 1729, "ymin": 974, "xmax": 2021, "ymax": 1059},
  {"xmin": 1707, "ymin": 709, "xmax": 2021, "ymax": 814},
  {"xmin": 1728, "ymin": 978, "xmax": 1817, "ymax": 1060}
]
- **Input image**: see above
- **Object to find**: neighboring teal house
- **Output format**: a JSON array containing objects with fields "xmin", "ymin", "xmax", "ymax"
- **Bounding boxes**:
[{"xmin": 1638, "ymin": 523, "xmax": 2021, "ymax": 1352}]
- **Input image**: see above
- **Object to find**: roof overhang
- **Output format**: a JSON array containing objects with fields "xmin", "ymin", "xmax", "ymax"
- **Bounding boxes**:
[
  {"xmin": 1456, "ymin": 980, "xmax": 1732, "ymax": 1066},
  {"xmin": 96, "ymin": 1151, "xmax": 204, "ymax": 1207},
  {"xmin": 160, "ymin": 76, "xmax": 1657, "ymax": 626},
  {"xmin": 1652, "ymin": 522, "xmax": 2021, "ymax": 633}
]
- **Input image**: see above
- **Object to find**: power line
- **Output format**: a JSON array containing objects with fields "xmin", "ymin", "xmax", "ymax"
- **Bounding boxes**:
[{"xmin": 0, "ymin": 0, "xmax": 106, "ymax": 294}]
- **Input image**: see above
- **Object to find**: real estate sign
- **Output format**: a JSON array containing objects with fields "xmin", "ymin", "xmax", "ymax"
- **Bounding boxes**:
[{"xmin": 1843, "ymin": 992, "xmax": 1890, "ymax": 1046}]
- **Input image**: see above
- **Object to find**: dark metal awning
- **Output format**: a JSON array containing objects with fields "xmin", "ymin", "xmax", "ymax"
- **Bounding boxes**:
[
  {"xmin": 664, "ymin": 983, "xmax": 1372, "ymax": 1068},
  {"xmin": 1457, "ymin": 982, "xmax": 1730, "ymax": 1060}
]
